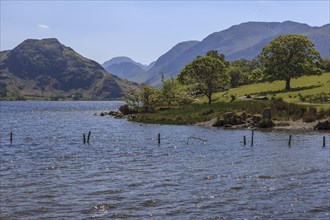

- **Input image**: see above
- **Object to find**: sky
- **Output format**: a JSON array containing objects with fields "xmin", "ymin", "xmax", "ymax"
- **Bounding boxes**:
[{"xmin": 1, "ymin": 1, "xmax": 329, "ymax": 65}]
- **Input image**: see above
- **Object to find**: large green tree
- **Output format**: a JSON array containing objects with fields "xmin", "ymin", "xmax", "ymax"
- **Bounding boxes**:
[
  {"xmin": 259, "ymin": 34, "xmax": 322, "ymax": 91},
  {"xmin": 178, "ymin": 55, "xmax": 228, "ymax": 104}
]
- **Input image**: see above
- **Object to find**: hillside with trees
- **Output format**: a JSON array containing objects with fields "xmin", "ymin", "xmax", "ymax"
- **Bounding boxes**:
[
  {"xmin": 116, "ymin": 34, "xmax": 329, "ymax": 129},
  {"xmin": 0, "ymin": 39, "xmax": 138, "ymax": 100},
  {"xmin": 144, "ymin": 21, "xmax": 329, "ymax": 86}
]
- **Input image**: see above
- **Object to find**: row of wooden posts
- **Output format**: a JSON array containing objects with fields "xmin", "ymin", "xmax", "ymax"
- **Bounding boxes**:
[
  {"xmin": 158, "ymin": 130, "xmax": 327, "ymax": 148},
  {"xmin": 4, "ymin": 131, "xmax": 328, "ymax": 147}
]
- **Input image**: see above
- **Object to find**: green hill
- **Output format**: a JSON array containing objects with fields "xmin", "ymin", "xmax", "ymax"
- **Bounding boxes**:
[
  {"xmin": 208, "ymin": 72, "xmax": 330, "ymax": 108},
  {"xmin": 0, "ymin": 38, "xmax": 138, "ymax": 100}
]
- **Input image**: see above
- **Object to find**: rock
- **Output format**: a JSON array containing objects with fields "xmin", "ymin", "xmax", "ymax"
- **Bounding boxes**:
[
  {"xmin": 107, "ymin": 110, "xmax": 125, "ymax": 118},
  {"xmin": 251, "ymin": 113, "xmax": 274, "ymax": 128},
  {"xmin": 212, "ymin": 112, "xmax": 245, "ymax": 127},
  {"xmin": 254, "ymin": 96, "xmax": 269, "ymax": 100},
  {"xmin": 109, "ymin": 110, "xmax": 118, "ymax": 116},
  {"xmin": 252, "ymin": 114, "xmax": 262, "ymax": 126},
  {"xmin": 261, "ymin": 108, "xmax": 272, "ymax": 119},
  {"xmin": 314, "ymin": 120, "xmax": 330, "ymax": 130},
  {"xmin": 259, "ymin": 118, "xmax": 274, "ymax": 128},
  {"xmin": 240, "ymin": 112, "xmax": 247, "ymax": 121},
  {"xmin": 239, "ymin": 95, "xmax": 253, "ymax": 100},
  {"xmin": 114, "ymin": 112, "xmax": 124, "ymax": 119},
  {"xmin": 100, "ymin": 112, "xmax": 105, "ymax": 116},
  {"xmin": 212, "ymin": 117, "xmax": 225, "ymax": 126}
]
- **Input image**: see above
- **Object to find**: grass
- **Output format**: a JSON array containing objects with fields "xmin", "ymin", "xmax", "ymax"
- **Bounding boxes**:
[{"xmin": 205, "ymin": 72, "xmax": 330, "ymax": 110}]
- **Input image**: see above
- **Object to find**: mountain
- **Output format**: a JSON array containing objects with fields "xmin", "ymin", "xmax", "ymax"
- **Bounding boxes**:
[
  {"xmin": 145, "ymin": 21, "xmax": 330, "ymax": 86},
  {"xmin": 102, "ymin": 56, "xmax": 147, "ymax": 70},
  {"xmin": 102, "ymin": 57, "xmax": 149, "ymax": 83},
  {"xmin": 144, "ymin": 40, "xmax": 200, "ymax": 85},
  {"xmin": 0, "ymin": 38, "xmax": 138, "ymax": 100}
]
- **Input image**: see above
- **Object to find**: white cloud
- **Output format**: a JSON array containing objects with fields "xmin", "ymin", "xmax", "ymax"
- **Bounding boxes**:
[{"xmin": 37, "ymin": 24, "xmax": 49, "ymax": 29}]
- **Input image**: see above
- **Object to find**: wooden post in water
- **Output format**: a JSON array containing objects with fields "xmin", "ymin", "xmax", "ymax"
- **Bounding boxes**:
[
  {"xmin": 158, "ymin": 133, "xmax": 161, "ymax": 145},
  {"xmin": 323, "ymin": 136, "xmax": 326, "ymax": 147},
  {"xmin": 87, "ymin": 131, "xmax": 91, "ymax": 144},
  {"xmin": 288, "ymin": 135, "xmax": 292, "ymax": 147},
  {"xmin": 243, "ymin": 136, "xmax": 246, "ymax": 146},
  {"xmin": 10, "ymin": 132, "xmax": 13, "ymax": 143},
  {"xmin": 83, "ymin": 134, "xmax": 86, "ymax": 144},
  {"xmin": 251, "ymin": 130, "xmax": 254, "ymax": 146}
]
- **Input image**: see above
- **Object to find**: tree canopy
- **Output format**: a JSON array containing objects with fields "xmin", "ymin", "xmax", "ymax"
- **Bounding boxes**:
[
  {"xmin": 259, "ymin": 34, "xmax": 322, "ymax": 91},
  {"xmin": 178, "ymin": 53, "xmax": 228, "ymax": 104}
]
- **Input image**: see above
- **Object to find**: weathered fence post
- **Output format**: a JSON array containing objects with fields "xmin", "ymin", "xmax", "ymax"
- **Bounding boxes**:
[
  {"xmin": 243, "ymin": 135, "xmax": 246, "ymax": 146},
  {"xmin": 251, "ymin": 130, "xmax": 254, "ymax": 146},
  {"xmin": 158, "ymin": 133, "xmax": 161, "ymax": 145},
  {"xmin": 83, "ymin": 134, "xmax": 86, "ymax": 144},
  {"xmin": 87, "ymin": 131, "xmax": 91, "ymax": 144},
  {"xmin": 10, "ymin": 132, "xmax": 13, "ymax": 143},
  {"xmin": 323, "ymin": 136, "xmax": 326, "ymax": 148},
  {"xmin": 288, "ymin": 135, "xmax": 292, "ymax": 147}
]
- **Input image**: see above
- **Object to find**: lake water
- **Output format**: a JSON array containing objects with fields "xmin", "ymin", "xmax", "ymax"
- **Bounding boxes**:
[{"xmin": 0, "ymin": 101, "xmax": 329, "ymax": 219}]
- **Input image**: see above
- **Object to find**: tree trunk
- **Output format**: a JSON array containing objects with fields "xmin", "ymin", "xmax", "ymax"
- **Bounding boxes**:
[
  {"xmin": 285, "ymin": 78, "xmax": 291, "ymax": 91},
  {"xmin": 207, "ymin": 93, "xmax": 212, "ymax": 104}
]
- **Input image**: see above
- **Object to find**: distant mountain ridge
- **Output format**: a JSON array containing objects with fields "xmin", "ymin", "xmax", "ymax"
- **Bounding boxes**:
[
  {"xmin": 102, "ymin": 57, "xmax": 149, "ymax": 83},
  {"xmin": 143, "ymin": 21, "xmax": 329, "ymax": 86},
  {"xmin": 102, "ymin": 56, "xmax": 148, "ymax": 70},
  {"xmin": 0, "ymin": 38, "xmax": 138, "ymax": 100}
]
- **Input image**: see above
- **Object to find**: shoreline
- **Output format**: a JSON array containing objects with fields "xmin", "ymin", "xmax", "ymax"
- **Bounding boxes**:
[
  {"xmin": 195, "ymin": 118, "xmax": 326, "ymax": 131},
  {"xmin": 99, "ymin": 110, "xmax": 329, "ymax": 132}
]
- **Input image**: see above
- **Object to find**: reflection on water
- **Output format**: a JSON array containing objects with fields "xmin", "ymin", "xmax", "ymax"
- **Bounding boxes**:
[{"xmin": 0, "ymin": 101, "xmax": 329, "ymax": 219}]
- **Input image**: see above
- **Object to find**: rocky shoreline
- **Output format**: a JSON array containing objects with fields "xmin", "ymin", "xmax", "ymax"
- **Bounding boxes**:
[
  {"xmin": 97, "ymin": 110, "xmax": 330, "ymax": 131},
  {"xmin": 196, "ymin": 118, "xmax": 328, "ymax": 131}
]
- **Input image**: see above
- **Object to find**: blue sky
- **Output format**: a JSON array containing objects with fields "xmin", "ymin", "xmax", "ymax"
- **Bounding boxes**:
[{"xmin": 1, "ymin": 1, "xmax": 329, "ymax": 65}]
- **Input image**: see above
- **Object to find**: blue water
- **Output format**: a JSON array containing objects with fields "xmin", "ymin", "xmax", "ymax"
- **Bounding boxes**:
[{"xmin": 0, "ymin": 101, "xmax": 329, "ymax": 219}]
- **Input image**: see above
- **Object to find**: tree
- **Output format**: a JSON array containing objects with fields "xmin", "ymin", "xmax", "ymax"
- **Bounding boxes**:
[
  {"xmin": 124, "ymin": 88, "xmax": 140, "ymax": 107},
  {"xmin": 230, "ymin": 58, "xmax": 262, "ymax": 85},
  {"xmin": 248, "ymin": 68, "xmax": 263, "ymax": 83},
  {"xmin": 139, "ymin": 84, "xmax": 160, "ymax": 112},
  {"xmin": 206, "ymin": 50, "xmax": 230, "ymax": 67},
  {"xmin": 259, "ymin": 34, "xmax": 322, "ymax": 91},
  {"xmin": 320, "ymin": 58, "xmax": 330, "ymax": 72},
  {"xmin": 160, "ymin": 77, "xmax": 193, "ymax": 106},
  {"xmin": 178, "ymin": 55, "xmax": 228, "ymax": 104},
  {"xmin": 227, "ymin": 66, "xmax": 242, "ymax": 88}
]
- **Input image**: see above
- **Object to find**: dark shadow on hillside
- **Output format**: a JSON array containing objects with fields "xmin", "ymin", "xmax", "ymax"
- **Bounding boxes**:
[{"xmin": 251, "ymin": 85, "xmax": 322, "ymax": 96}]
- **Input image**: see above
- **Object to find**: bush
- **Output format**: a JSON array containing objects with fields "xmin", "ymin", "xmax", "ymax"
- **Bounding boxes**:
[
  {"xmin": 200, "ymin": 108, "xmax": 215, "ymax": 115},
  {"xmin": 298, "ymin": 93, "xmax": 306, "ymax": 102},
  {"xmin": 317, "ymin": 108, "xmax": 329, "ymax": 119},
  {"xmin": 119, "ymin": 104, "xmax": 138, "ymax": 115},
  {"xmin": 230, "ymin": 95, "xmax": 236, "ymax": 102},
  {"xmin": 303, "ymin": 107, "xmax": 317, "ymax": 122}
]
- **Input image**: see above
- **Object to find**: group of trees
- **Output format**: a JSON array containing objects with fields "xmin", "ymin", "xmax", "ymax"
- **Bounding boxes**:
[
  {"xmin": 124, "ymin": 77, "xmax": 194, "ymax": 112},
  {"xmin": 127, "ymin": 34, "xmax": 325, "ymax": 110}
]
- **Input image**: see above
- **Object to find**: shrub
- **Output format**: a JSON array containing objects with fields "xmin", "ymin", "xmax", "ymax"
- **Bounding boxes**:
[
  {"xmin": 298, "ymin": 93, "xmax": 306, "ymax": 102},
  {"xmin": 317, "ymin": 108, "xmax": 329, "ymax": 120},
  {"xmin": 303, "ymin": 107, "xmax": 317, "ymax": 122},
  {"xmin": 230, "ymin": 95, "xmax": 236, "ymax": 102},
  {"xmin": 119, "ymin": 104, "xmax": 138, "ymax": 115},
  {"xmin": 200, "ymin": 108, "xmax": 215, "ymax": 115}
]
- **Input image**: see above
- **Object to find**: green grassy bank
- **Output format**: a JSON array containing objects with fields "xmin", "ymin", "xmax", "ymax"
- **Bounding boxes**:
[
  {"xmin": 207, "ymin": 73, "xmax": 330, "ymax": 107},
  {"xmin": 131, "ymin": 73, "xmax": 330, "ymax": 125}
]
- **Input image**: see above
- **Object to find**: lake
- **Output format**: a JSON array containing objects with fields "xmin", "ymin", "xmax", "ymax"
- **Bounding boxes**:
[{"xmin": 0, "ymin": 101, "xmax": 329, "ymax": 219}]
